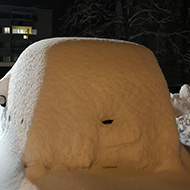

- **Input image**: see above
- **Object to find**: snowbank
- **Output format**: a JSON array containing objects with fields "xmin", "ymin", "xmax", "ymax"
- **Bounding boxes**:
[
  {"xmin": 170, "ymin": 84, "xmax": 190, "ymax": 117},
  {"xmin": 170, "ymin": 84, "xmax": 190, "ymax": 146}
]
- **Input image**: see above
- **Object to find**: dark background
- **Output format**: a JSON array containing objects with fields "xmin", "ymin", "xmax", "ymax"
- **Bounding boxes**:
[{"xmin": 1, "ymin": 0, "xmax": 190, "ymax": 89}]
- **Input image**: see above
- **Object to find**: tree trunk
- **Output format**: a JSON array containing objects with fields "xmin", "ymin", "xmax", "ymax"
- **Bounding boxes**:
[{"xmin": 115, "ymin": 0, "xmax": 125, "ymax": 39}]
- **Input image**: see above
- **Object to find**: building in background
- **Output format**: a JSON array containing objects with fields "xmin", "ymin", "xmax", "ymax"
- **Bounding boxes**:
[{"xmin": 0, "ymin": 5, "xmax": 52, "ymax": 78}]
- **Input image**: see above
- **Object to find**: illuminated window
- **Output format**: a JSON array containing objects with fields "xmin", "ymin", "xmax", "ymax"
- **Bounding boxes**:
[
  {"xmin": 3, "ymin": 27, "xmax": 10, "ymax": 34},
  {"xmin": 12, "ymin": 26, "xmax": 32, "ymax": 34},
  {"xmin": 23, "ymin": 35, "xmax": 28, "ymax": 39},
  {"xmin": 12, "ymin": 28, "xmax": 19, "ymax": 34}
]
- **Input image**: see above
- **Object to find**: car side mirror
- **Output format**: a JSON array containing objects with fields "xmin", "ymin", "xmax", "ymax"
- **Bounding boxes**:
[{"xmin": 0, "ymin": 95, "xmax": 6, "ymax": 107}]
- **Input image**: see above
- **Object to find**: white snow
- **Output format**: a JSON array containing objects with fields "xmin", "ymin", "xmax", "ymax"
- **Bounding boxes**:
[
  {"xmin": 177, "ymin": 114, "xmax": 190, "ymax": 146},
  {"xmin": 170, "ymin": 84, "xmax": 190, "ymax": 117},
  {"xmin": 0, "ymin": 38, "xmax": 64, "ymax": 190},
  {"xmin": 170, "ymin": 84, "xmax": 190, "ymax": 146},
  {"xmin": 0, "ymin": 37, "xmax": 190, "ymax": 190}
]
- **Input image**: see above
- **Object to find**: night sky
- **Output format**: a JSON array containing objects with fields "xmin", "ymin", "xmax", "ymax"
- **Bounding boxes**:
[{"xmin": 1, "ymin": 0, "xmax": 190, "ymax": 38}]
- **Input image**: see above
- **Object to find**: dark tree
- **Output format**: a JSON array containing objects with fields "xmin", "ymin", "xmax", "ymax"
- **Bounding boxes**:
[
  {"xmin": 59, "ymin": 0, "xmax": 116, "ymax": 38},
  {"xmin": 60, "ymin": 0, "xmax": 190, "ymax": 85}
]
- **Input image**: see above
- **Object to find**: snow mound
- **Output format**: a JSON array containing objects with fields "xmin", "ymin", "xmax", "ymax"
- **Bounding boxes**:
[
  {"xmin": 170, "ymin": 84, "xmax": 190, "ymax": 146},
  {"xmin": 180, "ymin": 84, "xmax": 190, "ymax": 99},
  {"xmin": 170, "ymin": 84, "xmax": 190, "ymax": 117}
]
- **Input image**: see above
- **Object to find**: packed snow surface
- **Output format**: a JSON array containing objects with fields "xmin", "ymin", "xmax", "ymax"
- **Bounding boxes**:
[{"xmin": 0, "ymin": 38, "xmax": 190, "ymax": 190}]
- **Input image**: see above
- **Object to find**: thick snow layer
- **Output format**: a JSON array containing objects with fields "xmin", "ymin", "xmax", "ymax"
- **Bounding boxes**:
[
  {"xmin": 0, "ymin": 38, "xmax": 190, "ymax": 190},
  {"xmin": 170, "ymin": 84, "xmax": 190, "ymax": 146},
  {"xmin": 0, "ymin": 38, "xmax": 64, "ymax": 190}
]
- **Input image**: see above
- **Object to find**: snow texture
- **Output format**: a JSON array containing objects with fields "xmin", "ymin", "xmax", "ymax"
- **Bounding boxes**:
[
  {"xmin": 170, "ymin": 84, "xmax": 190, "ymax": 146},
  {"xmin": 177, "ymin": 114, "xmax": 190, "ymax": 146},
  {"xmin": 0, "ymin": 38, "xmax": 64, "ymax": 190},
  {"xmin": 0, "ymin": 38, "xmax": 190, "ymax": 190},
  {"xmin": 170, "ymin": 84, "xmax": 190, "ymax": 117}
]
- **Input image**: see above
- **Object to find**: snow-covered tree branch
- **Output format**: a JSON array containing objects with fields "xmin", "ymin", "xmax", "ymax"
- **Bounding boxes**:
[{"xmin": 59, "ymin": 0, "xmax": 190, "ymax": 85}]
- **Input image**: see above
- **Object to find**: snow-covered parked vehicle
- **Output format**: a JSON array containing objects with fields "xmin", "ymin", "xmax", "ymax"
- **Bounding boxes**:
[{"xmin": 0, "ymin": 38, "xmax": 190, "ymax": 190}]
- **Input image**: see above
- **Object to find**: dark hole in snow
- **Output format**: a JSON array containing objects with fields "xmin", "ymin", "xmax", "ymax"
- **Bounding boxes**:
[
  {"xmin": 8, "ymin": 116, "xmax": 11, "ymax": 121},
  {"xmin": 21, "ymin": 119, "xmax": 24, "ymax": 124},
  {"xmin": 102, "ymin": 119, "xmax": 114, "ymax": 125},
  {"xmin": 44, "ymin": 165, "xmax": 51, "ymax": 170}
]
